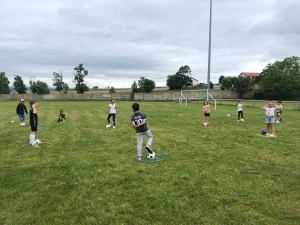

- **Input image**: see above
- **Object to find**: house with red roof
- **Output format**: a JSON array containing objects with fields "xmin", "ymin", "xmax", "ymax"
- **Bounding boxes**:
[{"xmin": 239, "ymin": 72, "xmax": 260, "ymax": 82}]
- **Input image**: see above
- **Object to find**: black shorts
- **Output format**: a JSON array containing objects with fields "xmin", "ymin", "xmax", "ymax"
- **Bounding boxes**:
[
  {"xmin": 204, "ymin": 113, "xmax": 210, "ymax": 117},
  {"xmin": 277, "ymin": 111, "xmax": 282, "ymax": 115},
  {"xmin": 31, "ymin": 125, "xmax": 38, "ymax": 132}
]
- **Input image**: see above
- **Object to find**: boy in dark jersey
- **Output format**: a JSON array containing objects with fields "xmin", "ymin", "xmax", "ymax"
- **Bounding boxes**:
[
  {"xmin": 29, "ymin": 100, "xmax": 39, "ymax": 147},
  {"xmin": 131, "ymin": 103, "xmax": 154, "ymax": 160},
  {"xmin": 16, "ymin": 99, "xmax": 28, "ymax": 125},
  {"xmin": 58, "ymin": 109, "xmax": 66, "ymax": 123}
]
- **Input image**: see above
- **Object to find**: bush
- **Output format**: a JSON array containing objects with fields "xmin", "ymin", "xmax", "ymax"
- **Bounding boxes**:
[{"xmin": 253, "ymin": 91, "xmax": 264, "ymax": 100}]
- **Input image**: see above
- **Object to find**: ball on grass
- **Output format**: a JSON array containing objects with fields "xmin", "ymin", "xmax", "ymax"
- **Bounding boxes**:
[{"xmin": 261, "ymin": 130, "xmax": 267, "ymax": 135}]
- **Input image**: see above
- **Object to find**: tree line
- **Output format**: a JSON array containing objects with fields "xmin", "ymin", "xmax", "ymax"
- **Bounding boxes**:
[{"xmin": 1, "ymin": 56, "xmax": 300, "ymax": 99}]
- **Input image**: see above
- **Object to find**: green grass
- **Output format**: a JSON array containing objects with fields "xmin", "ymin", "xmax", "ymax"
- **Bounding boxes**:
[{"xmin": 1, "ymin": 100, "xmax": 300, "ymax": 225}]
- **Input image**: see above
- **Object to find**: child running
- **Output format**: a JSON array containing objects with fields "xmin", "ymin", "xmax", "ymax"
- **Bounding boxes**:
[
  {"xmin": 107, "ymin": 99, "xmax": 117, "ymax": 129},
  {"xmin": 262, "ymin": 101, "xmax": 280, "ymax": 137},
  {"xmin": 131, "ymin": 103, "xmax": 154, "ymax": 160}
]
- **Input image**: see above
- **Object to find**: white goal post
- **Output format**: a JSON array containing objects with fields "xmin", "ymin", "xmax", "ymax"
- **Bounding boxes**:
[{"xmin": 180, "ymin": 89, "xmax": 216, "ymax": 110}]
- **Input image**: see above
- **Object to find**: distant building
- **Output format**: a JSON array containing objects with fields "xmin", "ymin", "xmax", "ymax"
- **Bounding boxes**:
[
  {"xmin": 190, "ymin": 77, "xmax": 198, "ymax": 86},
  {"xmin": 239, "ymin": 72, "xmax": 260, "ymax": 82}
]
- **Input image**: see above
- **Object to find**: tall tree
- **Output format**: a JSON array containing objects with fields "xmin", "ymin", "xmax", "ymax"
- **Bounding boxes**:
[
  {"xmin": 29, "ymin": 80, "xmax": 50, "ymax": 94},
  {"xmin": 63, "ymin": 83, "xmax": 69, "ymax": 94},
  {"xmin": 220, "ymin": 76, "xmax": 233, "ymax": 90},
  {"xmin": 73, "ymin": 63, "xmax": 89, "ymax": 94},
  {"xmin": 131, "ymin": 80, "xmax": 138, "ymax": 92},
  {"xmin": 138, "ymin": 77, "xmax": 156, "ymax": 93},
  {"xmin": 13, "ymin": 75, "xmax": 27, "ymax": 94},
  {"xmin": 53, "ymin": 71, "xmax": 64, "ymax": 94},
  {"xmin": 109, "ymin": 86, "xmax": 116, "ymax": 93},
  {"xmin": 166, "ymin": 65, "xmax": 193, "ymax": 90},
  {"xmin": 0, "ymin": 72, "xmax": 10, "ymax": 94},
  {"xmin": 233, "ymin": 76, "xmax": 254, "ymax": 97},
  {"xmin": 260, "ymin": 56, "xmax": 300, "ymax": 98},
  {"xmin": 218, "ymin": 75, "xmax": 225, "ymax": 84}
]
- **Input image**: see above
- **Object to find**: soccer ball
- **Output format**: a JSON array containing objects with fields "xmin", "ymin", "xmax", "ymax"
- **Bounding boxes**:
[
  {"xmin": 203, "ymin": 123, "xmax": 208, "ymax": 127},
  {"xmin": 20, "ymin": 122, "xmax": 25, "ymax": 127},
  {"xmin": 240, "ymin": 119, "xmax": 245, "ymax": 122},
  {"xmin": 106, "ymin": 124, "xmax": 110, "ymax": 129},
  {"xmin": 35, "ymin": 139, "xmax": 41, "ymax": 145},
  {"xmin": 147, "ymin": 152, "xmax": 156, "ymax": 159},
  {"xmin": 227, "ymin": 114, "xmax": 230, "ymax": 117},
  {"xmin": 276, "ymin": 120, "xmax": 280, "ymax": 124},
  {"xmin": 261, "ymin": 130, "xmax": 267, "ymax": 135}
]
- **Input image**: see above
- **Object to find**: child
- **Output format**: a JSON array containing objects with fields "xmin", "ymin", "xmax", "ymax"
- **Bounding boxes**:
[
  {"xmin": 202, "ymin": 100, "xmax": 210, "ymax": 125},
  {"xmin": 262, "ymin": 101, "xmax": 280, "ymax": 137},
  {"xmin": 58, "ymin": 109, "xmax": 66, "ymax": 123},
  {"xmin": 16, "ymin": 99, "xmax": 28, "ymax": 125},
  {"xmin": 237, "ymin": 100, "xmax": 245, "ymax": 122},
  {"xmin": 107, "ymin": 99, "xmax": 117, "ymax": 129},
  {"xmin": 131, "ymin": 103, "xmax": 154, "ymax": 160},
  {"xmin": 276, "ymin": 100, "xmax": 283, "ymax": 122},
  {"xmin": 29, "ymin": 100, "xmax": 39, "ymax": 147}
]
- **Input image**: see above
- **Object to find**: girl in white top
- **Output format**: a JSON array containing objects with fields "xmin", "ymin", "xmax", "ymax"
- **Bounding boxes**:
[
  {"xmin": 262, "ymin": 101, "xmax": 279, "ymax": 137},
  {"xmin": 107, "ymin": 99, "xmax": 117, "ymax": 129},
  {"xmin": 237, "ymin": 100, "xmax": 244, "ymax": 122}
]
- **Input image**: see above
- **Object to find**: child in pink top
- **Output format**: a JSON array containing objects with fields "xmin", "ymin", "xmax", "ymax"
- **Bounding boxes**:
[{"xmin": 202, "ymin": 100, "xmax": 210, "ymax": 126}]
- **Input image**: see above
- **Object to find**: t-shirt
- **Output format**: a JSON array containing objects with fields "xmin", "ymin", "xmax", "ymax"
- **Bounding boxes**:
[
  {"xmin": 277, "ymin": 104, "xmax": 283, "ymax": 112},
  {"xmin": 109, "ymin": 103, "xmax": 117, "ymax": 114},
  {"xmin": 59, "ymin": 113, "xmax": 66, "ymax": 119},
  {"xmin": 30, "ymin": 109, "xmax": 38, "ymax": 127},
  {"xmin": 237, "ymin": 103, "xmax": 243, "ymax": 111},
  {"xmin": 265, "ymin": 107, "xmax": 276, "ymax": 116},
  {"xmin": 203, "ymin": 105, "xmax": 210, "ymax": 113},
  {"xmin": 131, "ymin": 112, "xmax": 148, "ymax": 133}
]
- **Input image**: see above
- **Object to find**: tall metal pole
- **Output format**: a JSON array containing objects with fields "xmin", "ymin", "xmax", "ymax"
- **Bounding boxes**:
[{"xmin": 207, "ymin": 0, "xmax": 212, "ymax": 102}]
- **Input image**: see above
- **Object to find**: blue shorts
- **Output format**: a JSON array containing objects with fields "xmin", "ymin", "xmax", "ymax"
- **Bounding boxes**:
[
  {"xmin": 18, "ymin": 114, "xmax": 25, "ymax": 119},
  {"xmin": 266, "ymin": 115, "xmax": 274, "ymax": 124}
]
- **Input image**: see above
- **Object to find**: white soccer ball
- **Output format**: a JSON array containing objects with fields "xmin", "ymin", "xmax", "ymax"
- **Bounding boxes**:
[
  {"xmin": 35, "ymin": 139, "xmax": 41, "ymax": 145},
  {"xmin": 147, "ymin": 152, "xmax": 156, "ymax": 159},
  {"xmin": 20, "ymin": 122, "xmax": 25, "ymax": 127},
  {"xmin": 106, "ymin": 124, "xmax": 110, "ymax": 128},
  {"xmin": 203, "ymin": 123, "xmax": 208, "ymax": 127},
  {"xmin": 227, "ymin": 114, "xmax": 230, "ymax": 117},
  {"xmin": 276, "ymin": 120, "xmax": 280, "ymax": 124},
  {"xmin": 240, "ymin": 119, "xmax": 245, "ymax": 122}
]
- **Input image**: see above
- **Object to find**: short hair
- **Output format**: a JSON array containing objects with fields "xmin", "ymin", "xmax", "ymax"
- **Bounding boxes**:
[
  {"xmin": 132, "ymin": 103, "xmax": 139, "ymax": 111},
  {"xmin": 60, "ymin": 109, "xmax": 64, "ymax": 113},
  {"xmin": 29, "ymin": 100, "xmax": 36, "ymax": 107}
]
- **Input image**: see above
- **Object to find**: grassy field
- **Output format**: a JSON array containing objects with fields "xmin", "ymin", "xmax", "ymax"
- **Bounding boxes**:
[{"xmin": 1, "ymin": 100, "xmax": 299, "ymax": 224}]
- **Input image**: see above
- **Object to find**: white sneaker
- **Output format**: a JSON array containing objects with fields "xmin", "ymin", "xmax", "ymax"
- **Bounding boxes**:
[
  {"xmin": 266, "ymin": 133, "xmax": 270, "ymax": 136},
  {"xmin": 113, "ymin": 126, "xmax": 115, "ymax": 129},
  {"xmin": 241, "ymin": 119, "xmax": 245, "ymax": 122},
  {"xmin": 269, "ymin": 134, "xmax": 276, "ymax": 137},
  {"xmin": 237, "ymin": 120, "xmax": 240, "ymax": 122}
]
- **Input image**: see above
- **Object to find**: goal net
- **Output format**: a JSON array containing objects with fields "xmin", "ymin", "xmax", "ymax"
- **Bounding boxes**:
[{"xmin": 180, "ymin": 89, "xmax": 216, "ymax": 110}]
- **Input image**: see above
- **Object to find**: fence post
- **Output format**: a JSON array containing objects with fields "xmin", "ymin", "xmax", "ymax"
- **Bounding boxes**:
[
  {"xmin": 253, "ymin": 99, "xmax": 255, "ymax": 107},
  {"xmin": 220, "ymin": 100, "xmax": 222, "ymax": 105}
]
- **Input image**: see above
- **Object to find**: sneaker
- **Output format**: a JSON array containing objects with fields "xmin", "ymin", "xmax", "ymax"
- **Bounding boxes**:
[
  {"xmin": 241, "ymin": 119, "xmax": 245, "ymax": 122},
  {"xmin": 137, "ymin": 156, "xmax": 142, "ymax": 160},
  {"xmin": 266, "ymin": 133, "xmax": 270, "ymax": 136},
  {"xmin": 113, "ymin": 126, "xmax": 115, "ymax": 129},
  {"xmin": 145, "ymin": 145, "xmax": 153, "ymax": 154},
  {"xmin": 269, "ymin": 134, "xmax": 276, "ymax": 137}
]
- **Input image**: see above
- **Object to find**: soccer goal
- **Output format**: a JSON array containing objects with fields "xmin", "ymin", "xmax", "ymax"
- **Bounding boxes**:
[{"xmin": 180, "ymin": 89, "xmax": 216, "ymax": 110}]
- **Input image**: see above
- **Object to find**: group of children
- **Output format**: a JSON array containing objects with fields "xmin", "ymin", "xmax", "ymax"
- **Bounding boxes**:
[
  {"xmin": 15, "ymin": 97, "xmax": 283, "ymax": 156},
  {"xmin": 15, "ymin": 98, "xmax": 154, "ymax": 159},
  {"xmin": 201, "ymin": 99, "xmax": 283, "ymax": 137}
]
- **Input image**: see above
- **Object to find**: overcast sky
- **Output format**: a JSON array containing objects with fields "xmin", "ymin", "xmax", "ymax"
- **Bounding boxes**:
[{"xmin": 1, "ymin": 0, "xmax": 299, "ymax": 88}]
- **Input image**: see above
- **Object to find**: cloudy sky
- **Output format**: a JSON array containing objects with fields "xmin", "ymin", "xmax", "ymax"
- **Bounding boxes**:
[{"xmin": 1, "ymin": 0, "xmax": 299, "ymax": 88}]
